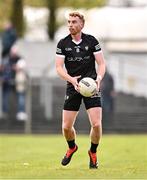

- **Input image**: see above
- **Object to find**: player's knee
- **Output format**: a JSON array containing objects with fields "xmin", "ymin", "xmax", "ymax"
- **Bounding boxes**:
[
  {"xmin": 91, "ymin": 122, "xmax": 101, "ymax": 130},
  {"xmin": 62, "ymin": 125, "xmax": 72, "ymax": 132}
]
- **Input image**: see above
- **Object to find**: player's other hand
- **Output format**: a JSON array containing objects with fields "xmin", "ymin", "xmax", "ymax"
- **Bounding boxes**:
[
  {"xmin": 71, "ymin": 75, "xmax": 81, "ymax": 92},
  {"xmin": 95, "ymin": 75, "xmax": 102, "ymax": 91},
  {"xmin": 95, "ymin": 79, "xmax": 101, "ymax": 92}
]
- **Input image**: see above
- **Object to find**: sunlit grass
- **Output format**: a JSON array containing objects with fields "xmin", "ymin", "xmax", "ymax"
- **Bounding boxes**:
[{"xmin": 0, "ymin": 134, "xmax": 147, "ymax": 179}]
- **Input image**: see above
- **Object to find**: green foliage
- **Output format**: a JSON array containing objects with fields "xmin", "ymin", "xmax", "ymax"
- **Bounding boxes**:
[
  {"xmin": 23, "ymin": 0, "xmax": 106, "ymax": 8},
  {"xmin": 0, "ymin": 134, "xmax": 147, "ymax": 179},
  {"xmin": 57, "ymin": 0, "xmax": 106, "ymax": 8},
  {"xmin": 24, "ymin": 0, "xmax": 47, "ymax": 7},
  {"xmin": 0, "ymin": 0, "xmax": 13, "ymax": 32}
]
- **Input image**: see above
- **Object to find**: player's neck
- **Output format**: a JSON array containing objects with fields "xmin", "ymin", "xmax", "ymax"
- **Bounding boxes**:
[{"xmin": 71, "ymin": 32, "xmax": 82, "ymax": 42}]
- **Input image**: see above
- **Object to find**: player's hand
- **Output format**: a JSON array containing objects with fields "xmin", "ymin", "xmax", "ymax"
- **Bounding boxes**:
[
  {"xmin": 71, "ymin": 75, "xmax": 81, "ymax": 92},
  {"xmin": 95, "ymin": 75, "xmax": 102, "ymax": 91}
]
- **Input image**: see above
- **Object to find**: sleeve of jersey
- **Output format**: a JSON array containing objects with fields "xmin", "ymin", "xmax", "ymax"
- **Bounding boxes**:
[
  {"xmin": 56, "ymin": 39, "xmax": 65, "ymax": 58},
  {"xmin": 91, "ymin": 37, "xmax": 102, "ymax": 55}
]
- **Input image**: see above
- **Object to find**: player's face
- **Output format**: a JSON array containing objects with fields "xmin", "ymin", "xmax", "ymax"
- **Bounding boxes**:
[{"xmin": 67, "ymin": 16, "xmax": 84, "ymax": 35}]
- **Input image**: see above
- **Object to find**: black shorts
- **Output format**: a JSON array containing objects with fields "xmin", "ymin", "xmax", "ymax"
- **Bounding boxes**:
[{"xmin": 64, "ymin": 87, "xmax": 101, "ymax": 111}]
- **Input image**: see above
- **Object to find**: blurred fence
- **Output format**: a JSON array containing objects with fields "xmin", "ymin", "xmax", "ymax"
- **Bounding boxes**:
[{"xmin": 0, "ymin": 74, "xmax": 147, "ymax": 134}]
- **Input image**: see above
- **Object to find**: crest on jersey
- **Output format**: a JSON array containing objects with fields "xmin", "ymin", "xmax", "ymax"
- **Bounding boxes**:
[{"xmin": 75, "ymin": 46, "xmax": 80, "ymax": 53}]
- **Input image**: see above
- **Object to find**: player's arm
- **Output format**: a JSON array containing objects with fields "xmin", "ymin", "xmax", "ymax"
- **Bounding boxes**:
[
  {"xmin": 56, "ymin": 56, "xmax": 72, "ymax": 82},
  {"xmin": 94, "ymin": 51, "xmax": 106, "ymax": 89},
  {"xmin": 91, "ymin": 36, "xmax": 106, "ymax": 87},
  {"xmin": 55, "ymin": 56, "xmax": 80, "ymax": 90}
]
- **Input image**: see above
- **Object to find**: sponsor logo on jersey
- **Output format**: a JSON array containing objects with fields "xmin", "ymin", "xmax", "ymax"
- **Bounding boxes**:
[
  {"xmin": 65, "ymin": 48, "xmax": 72, "ymax": 51},
  {"xmin": 67, "ymin": 57, "xmax": 83, "ymax": 61},
  {"xmin": 84, "ymin": 56, "xmax": 90, "ymax": 60},
  {"xmin": 67, "ymin": 56, "xmax": 90, "ymax": 62}
]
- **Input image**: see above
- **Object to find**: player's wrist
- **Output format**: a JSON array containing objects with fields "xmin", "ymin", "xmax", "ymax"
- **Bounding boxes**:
[{"xmin": 96, "ymin": 75, "xmax": 102, "ymax": 81}]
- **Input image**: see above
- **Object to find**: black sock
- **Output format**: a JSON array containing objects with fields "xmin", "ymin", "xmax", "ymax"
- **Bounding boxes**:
[
  {"xmin": 67, "ymin": 140, "xmax": 75, "ymax": 149},
  {"xmin": 90, "ymin": 142, "xmax": 99, "ymax": 153}
]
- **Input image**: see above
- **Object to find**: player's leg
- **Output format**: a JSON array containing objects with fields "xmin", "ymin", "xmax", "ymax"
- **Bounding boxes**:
[
  {"xmin": 61, "ymin": 89, "xmax": 82, "ymax": 166},
  {"xmin": 88, "ymin": 107, "xmax": 102, "ymax": 144},
  {"xmin": 61, "ymin": 110, "xmax": 78, "ymax": 166},
  {"xmin": 62, "ymin": 110, "xmax": 77, "ymax": 141},
  {"xmin": 87, "ymin": 107, "xmax": 102, "ymax": 168},
  {"xmin": 83, "ymin": 93, "xmax": 102, "ymax": 169}
]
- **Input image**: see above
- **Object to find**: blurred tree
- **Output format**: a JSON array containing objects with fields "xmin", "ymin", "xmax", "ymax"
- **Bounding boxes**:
[
  {"xmin": 11, "ymin": 0, "xmax": 24, "ymax": 37},
  {"xmin": 47, "ymin": 0, "xmax": 57, "ymax": 40}
]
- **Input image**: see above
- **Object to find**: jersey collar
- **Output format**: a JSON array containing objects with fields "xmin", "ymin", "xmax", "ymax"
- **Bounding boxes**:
[{"xmin": 72, "ymin": 39, "xmax": 82, "ymax": 45}]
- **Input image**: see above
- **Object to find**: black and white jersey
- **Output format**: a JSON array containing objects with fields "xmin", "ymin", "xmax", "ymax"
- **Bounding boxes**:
[{"xmin": 56, "ymin": 33, "xmax": 102, "ymax": 87}]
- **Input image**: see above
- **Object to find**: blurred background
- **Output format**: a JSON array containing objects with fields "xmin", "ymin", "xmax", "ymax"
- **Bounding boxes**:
[{"xmin": 0, "ymin": 0, "xmax": 147, "ymax": 134}]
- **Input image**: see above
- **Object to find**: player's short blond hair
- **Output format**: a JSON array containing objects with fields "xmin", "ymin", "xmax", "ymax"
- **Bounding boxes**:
[{"xmin": 69, "ymin": 12, "xmax": 85, "ymax": 25}]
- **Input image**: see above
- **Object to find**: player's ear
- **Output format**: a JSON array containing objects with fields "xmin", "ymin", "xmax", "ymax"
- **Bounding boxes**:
[{"xmin": 80, "ymin": 22, "xmax": 84, "ymax": 29}]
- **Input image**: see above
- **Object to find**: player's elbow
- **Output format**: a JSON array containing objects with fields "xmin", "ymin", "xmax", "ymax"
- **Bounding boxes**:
[{"xmin": 56, "ymin": 65, "xmax": 61, "ymax": 75}]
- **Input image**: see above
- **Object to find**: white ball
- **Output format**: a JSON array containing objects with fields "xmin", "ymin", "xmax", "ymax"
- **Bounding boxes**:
[{"xmin": 79, "ymin": 77, "xmax": 97, "ymax": 97}]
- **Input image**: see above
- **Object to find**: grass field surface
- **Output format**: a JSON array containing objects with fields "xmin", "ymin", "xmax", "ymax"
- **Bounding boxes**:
[{"xmin": 0, "ymin": 134, "xmax": 147, "ymax": 179}]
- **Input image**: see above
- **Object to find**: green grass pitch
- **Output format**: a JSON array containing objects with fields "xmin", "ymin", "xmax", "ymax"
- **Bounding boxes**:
[{"xmin": 0, "ymin": 134, "xmax": 147, "ymax": 179}]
